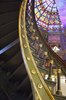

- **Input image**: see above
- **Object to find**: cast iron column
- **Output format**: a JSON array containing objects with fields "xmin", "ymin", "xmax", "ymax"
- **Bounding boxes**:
[{"xmin": 56, "ymin": 68, "xmax": 62, "ymax": 95}]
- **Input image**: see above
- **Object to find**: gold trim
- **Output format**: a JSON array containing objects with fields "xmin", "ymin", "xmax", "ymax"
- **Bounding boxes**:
[
  {"xmin": 31, "ymin": 70, "xmax": 36, "ymax": 74},
  {"xmin": 22, "ymin": 34, "xmax": 25, "ymax": 38},
  {"xmin": 27, "ymin": 57, "xmax": 30, "ymax": 61},
  {"xmin": 24, "ymin": 44, "xmax": 27, "ymax": 48},
  {"xmin": 38, "ymin": 84, "xmax": 43, "ymax": 89}
]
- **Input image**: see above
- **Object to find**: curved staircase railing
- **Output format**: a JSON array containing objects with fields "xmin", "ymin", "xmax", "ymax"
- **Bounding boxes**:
[{"xmin": 19, "ymin": 0, "xmax": 55, "ymax": 100}]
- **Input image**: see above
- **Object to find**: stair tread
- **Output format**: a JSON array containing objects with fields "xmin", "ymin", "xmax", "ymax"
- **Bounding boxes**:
[
  {"xmin": 9, "ymin": 63, "xmax": 26, "ymax": 79},
  {"xmin": 0, "ymin": 2, "xmax": 21, "ymax": 14},
  {"xmin": 2, "ymin": 51, "xmax": 22, "ymax": 71},
  {"xmin": 0, "ymin": 42, "xmax": 20, "ymax": 62},
  {"xmin": 0, "ymin": 38, "xmax": 19, "ymax": 55},
  {"xmin": 0, "ymin": 20, "xmax": 17, "ymax": 38},
  {"xmin": 0, "ymin": 30, "xmax": 18, "ymax": 49},
  {"xmin": 0, "ymin": 11, "xmax": 18, "ymax": 26}
]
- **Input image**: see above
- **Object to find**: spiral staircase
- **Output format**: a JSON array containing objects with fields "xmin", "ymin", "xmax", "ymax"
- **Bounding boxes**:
[
  {"xmin": 0, "ymin": 0, "xmax": 66, "ymax": 100},
  {"xmin": 0, "ymin": 0, "xmax": 32, "ymax": 100}
]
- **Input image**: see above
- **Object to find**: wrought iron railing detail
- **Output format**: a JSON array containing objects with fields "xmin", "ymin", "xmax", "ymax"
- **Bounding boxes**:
[{"xmin": 19, "ymin": 0, "xmax": 55, "ymax": 100}]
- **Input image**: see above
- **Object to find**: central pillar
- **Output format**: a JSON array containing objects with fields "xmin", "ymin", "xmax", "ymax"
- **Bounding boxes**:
[
  {"xmin": 56, "ymin": 68, "xmax": 62, "ymax": 95},
  {"xmin": 48, "ymin": 60, "xmax": 53, "ymax": 80},
  {"xmin": 48, "ymin": 63, "xmax": 52, "ymax": 80}
]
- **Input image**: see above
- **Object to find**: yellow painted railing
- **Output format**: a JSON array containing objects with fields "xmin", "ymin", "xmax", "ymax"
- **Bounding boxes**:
[{"xmin": 18, "ymin": 0, "xmax": 55, "ymax": 100}]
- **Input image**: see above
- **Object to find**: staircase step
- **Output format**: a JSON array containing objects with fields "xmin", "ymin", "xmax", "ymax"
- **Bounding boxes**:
[
  {"xmin": 0, "ymin": 2, "xmax": 21, "ymax": 14},
  {"xmin": 0, "ymin": 11, "xmax": 18, "ymax": 26},
  {"xmin": 0, "ymin": 39, "xmax": 20, "ymax": 61},
  {"xmin": 15, "ymin": 76, "xmax": 28, "ymax": 90},
  {"xmin": 27, "ymin": 93, "xmax": 33, "ymax": 100},
  {"xmin": 16, "ymin": 76, "xmax": 31, "ymax": 94},
  {"xmin": 9, "ymin": 63, "xmax": 26, "ymax": 79},
  {"xmin": 0, "ymin": 20, "xmax": 17, "ymax": 38},
  {"xmin": 0, "ymin": 30, "xmax": 18, "ymax": 49},
  {"xmin": 10, "ymin": 92, "xmax": 27, "ymax": 100},
  {"xmin": 2, "ymin": 51, "xmax": 23, "ymax": 72},
  {"xmin": 0, "ymin": 90, "xmax": 9, "ymax": 100}
]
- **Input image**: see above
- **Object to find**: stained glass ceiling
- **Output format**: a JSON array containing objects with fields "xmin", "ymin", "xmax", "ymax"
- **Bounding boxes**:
[{"xmin": 34, "ymin": 0, "xmax": 64, "ymax": 33}]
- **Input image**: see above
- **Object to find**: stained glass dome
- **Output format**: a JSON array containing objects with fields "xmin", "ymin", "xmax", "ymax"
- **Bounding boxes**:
[{"xmin": 34, "ymin": 0, "xmax": 63, "ymax": 33}]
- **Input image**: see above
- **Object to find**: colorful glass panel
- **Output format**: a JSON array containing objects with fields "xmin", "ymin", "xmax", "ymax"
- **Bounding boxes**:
[{"xmin": 34, "ymin": 0, "xmax": 63, "ymax": 33}]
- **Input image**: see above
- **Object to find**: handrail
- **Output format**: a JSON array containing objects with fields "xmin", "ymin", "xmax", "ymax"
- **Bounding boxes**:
[{"xmin": 18, "ymin": 0, "xmax": 55, "ymax": 100}]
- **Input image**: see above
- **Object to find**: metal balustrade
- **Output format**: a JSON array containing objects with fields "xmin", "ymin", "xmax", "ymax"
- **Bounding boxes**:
[{"xmin": 19, "ymin": 0, "xmax": 55, "ymax": 100}]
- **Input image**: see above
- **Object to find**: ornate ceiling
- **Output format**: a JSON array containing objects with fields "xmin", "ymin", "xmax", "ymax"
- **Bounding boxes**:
[{"xmin": 34, "ymin": 0, "xmax": 64, "ymax": 33}]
